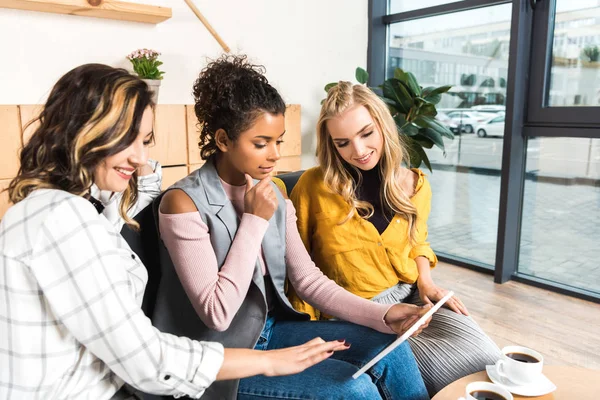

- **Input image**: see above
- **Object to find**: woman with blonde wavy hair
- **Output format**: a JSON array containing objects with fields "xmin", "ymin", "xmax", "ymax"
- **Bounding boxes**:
[
  {"xmin": 0, "ymin": 63, "xmax": 351, "ymax": 400},
  {"xmin": 288, "ymin": 81, "xmax": 502, "ymax": 396}
]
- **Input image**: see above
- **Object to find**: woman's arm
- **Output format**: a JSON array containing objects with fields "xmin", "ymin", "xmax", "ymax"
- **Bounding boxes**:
[
  {"xmin": 411, "ymin": 178, "xmax": 468, "ymax": 315},
  {"xmin": 32, "ymin": 196, "xmax": 224, "ymax": 398},
  {"xmin": 131, "ymin": 159, "xmax": 162, "ymax": 217},
  {"xmin": 217, "ymin": 338, "xmax": 348, "ymax": 380},
  {"xmin": 287, "ymin": 177, "xmax": 320, "ymax": 320},
  {"xmin": 159, "ymin": 188, "xmax": 269, "ymax": 331},
  {"xmin": 284, "ymin": 199, "xmax": 430, "ymax": 334}
]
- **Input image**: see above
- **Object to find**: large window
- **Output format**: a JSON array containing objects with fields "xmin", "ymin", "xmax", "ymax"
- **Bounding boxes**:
[
  {"xmin": 547, "ymin": 1, "xmax": 600, "ymax": 107},
  {"xmin": 386, "ymin": 4, "xmax": 512, "ymax": 266},
  {"xmin": 370, "ymin": 0, "xmax": 600, "ymax": 302},
  {"xmin": 520, "ymin": 138, "xmax": 600, "ymax": 295}
]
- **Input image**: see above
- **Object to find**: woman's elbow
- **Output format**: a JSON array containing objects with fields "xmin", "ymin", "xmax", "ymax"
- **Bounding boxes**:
[
  {"xmin": 196, "ymin": 305, "xmax": 234, "ymax": 332},
  {"xmin": 206, "ymin": 319, "xmax": 231, "ymax": 332}
]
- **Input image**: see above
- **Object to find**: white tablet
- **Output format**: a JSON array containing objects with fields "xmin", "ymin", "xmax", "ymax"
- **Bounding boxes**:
[{"xmin": 352, "ymin": 291, "xmax": 454, "ymax": 379}]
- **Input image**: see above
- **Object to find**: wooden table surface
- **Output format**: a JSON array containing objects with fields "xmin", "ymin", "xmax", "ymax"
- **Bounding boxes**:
[{"xmin": 432, "ymin": 366, "xmax": 600, "ymax": 400}]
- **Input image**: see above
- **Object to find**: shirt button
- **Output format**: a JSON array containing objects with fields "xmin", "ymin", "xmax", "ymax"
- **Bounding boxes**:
[
  {"xmin": 131, "ymin": 254, "xmax": 136, "ymax": 260},
  {"xmin": 164, "ymin": 375, "xmax": 171, "ymax": 380},
  {"xmin": 396, "ymin": 220, "xmax": 400, "ymax": 223},
  {"xmin": 377, "ymin": 242, "xmax": 382, "ymax": 246}
]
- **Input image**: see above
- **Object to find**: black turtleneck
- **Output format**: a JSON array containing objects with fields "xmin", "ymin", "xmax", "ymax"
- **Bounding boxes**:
[{"xmin": 352, "ymin": 166, "xmax": 394, "ymax": 235}]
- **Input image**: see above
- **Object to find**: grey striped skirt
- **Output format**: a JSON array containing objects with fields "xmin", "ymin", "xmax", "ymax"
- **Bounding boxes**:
[{"xmin": 372, "ymin": 283, "xmax": 502, "ymax": 397}]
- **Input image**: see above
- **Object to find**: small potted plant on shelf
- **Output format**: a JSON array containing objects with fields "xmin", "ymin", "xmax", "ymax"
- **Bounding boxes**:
[{"xmin": 127, "ymin": 48, "xmax": 165, "ymax": 103}]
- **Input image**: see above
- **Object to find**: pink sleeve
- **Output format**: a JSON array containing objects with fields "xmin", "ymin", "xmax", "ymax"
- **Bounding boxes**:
[
  {"xmin": 284, "ymin": 200, "xmax": 394, "ymax": 334},
  {"xmin": 158, "ymin": 210, "xmax": 269, "ymax": 332}
]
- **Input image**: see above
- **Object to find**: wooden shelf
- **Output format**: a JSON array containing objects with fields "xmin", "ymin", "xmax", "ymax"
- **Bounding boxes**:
[{"xmin": 0, "ymin": 0, "xmax": 172, "ymax": 24}]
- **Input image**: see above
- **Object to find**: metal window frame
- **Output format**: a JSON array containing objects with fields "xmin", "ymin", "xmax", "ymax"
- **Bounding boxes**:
[
  {"xmin": 383, "ymin": 0, "xmax": 511, "ymax": 24},
  {"xmin": 368, "ymin": 0, "xmax": 600, "ymax": 303},
  {"xmin": 495, "ymin": 0, "xmax": 532, "ymax": 283},
  {"xmin": 527, "ymin": 0, "xmax": 600, "ymax": 128},
  {"xmin": 367, "ymin": 0, "xmax": 387, "ymax": 87}
]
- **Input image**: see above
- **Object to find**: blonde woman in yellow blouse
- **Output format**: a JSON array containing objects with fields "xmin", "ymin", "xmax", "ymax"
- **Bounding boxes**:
[{"xmin": 288, "ymin": 82, "xmax": 501, "ymax": 396}]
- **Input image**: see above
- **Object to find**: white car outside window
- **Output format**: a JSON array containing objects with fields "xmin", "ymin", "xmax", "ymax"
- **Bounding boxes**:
[
  {"xmin": 446, "ymin": 111, "xmax": 489, "ymax": 133},
  {"xmin": 475, "ymin": 114, "xmax": 506, "ymax": 137}
]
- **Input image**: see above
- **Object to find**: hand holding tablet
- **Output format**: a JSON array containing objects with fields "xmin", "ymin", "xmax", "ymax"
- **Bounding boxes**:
[{"xmin": 352, "ymin": 291, "xmax": 455, "ymax": 379}]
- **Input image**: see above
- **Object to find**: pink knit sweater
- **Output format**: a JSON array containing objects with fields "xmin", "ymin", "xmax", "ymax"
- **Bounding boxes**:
[{"xmin": 158, "ymin": 180, "xmax": 394, "ymax": 333}]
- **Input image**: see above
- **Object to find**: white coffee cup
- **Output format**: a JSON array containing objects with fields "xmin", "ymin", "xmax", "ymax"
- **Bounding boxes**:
[
  {"xmin": 458, "ymin": 381, "xmax": 513, "ymax": 400},
  {"xmin": 495, "ymin": 345, "xmax": 544, "ymax": 385}
]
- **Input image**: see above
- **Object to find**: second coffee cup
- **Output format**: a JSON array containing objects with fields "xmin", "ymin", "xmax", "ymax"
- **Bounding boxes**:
[
  {"xmin": 495, "ymin": 345, "xmax": 544, "ymax": 385},
  {"xmin": 459, "ymin": 381, "xmax": 513, "ymax": 400}
]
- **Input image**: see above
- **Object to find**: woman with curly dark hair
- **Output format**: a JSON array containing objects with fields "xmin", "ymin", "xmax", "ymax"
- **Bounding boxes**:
[
  {"xmin": 0, "ymin": 63, "xmax": 351, "ymax": 400},
  {"xmin": 154, "ymin": 55, "xmax": 431, "ymax": 400}
]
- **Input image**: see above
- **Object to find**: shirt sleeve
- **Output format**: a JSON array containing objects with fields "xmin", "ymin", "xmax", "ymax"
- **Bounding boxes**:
[
  {"xmin": 30, "ymin": 196, "xmax": 223, "ymax": 399},
  {"xmin": 129, "ymin": 159, "xmax": 163, "ymax": 219},
  {"xmin": 158, "ymin": 209, "xmax": 269, "ymax": 331},
  {"xmin": 284, "ymin": 200, "xmax": 394, "ymax": 334},
  {"xmin": 287, "ymin": 177, "xmax": 322, "ymax": 320},
  {"xmin": 408, "ymin": 178, "xmax": 438, "ymax": 268}
]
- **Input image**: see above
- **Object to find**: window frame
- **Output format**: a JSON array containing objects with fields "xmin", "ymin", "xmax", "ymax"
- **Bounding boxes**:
[
  {"xmin": 368, "ymin": 0, "xmax": 600, "ymax": 303},
  {"xmin": 526, "ymin": 0, "xmax": 600, "ymax": 128}
]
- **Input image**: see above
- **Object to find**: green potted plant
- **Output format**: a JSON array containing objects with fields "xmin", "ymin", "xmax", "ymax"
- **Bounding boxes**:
[
  {"xmin": 325, "ymin": 67, "xmax": 454, "ymax": 171},
  {"xmin": 127, "ymin": 48, "xmax": 165, "ymax": 103}
]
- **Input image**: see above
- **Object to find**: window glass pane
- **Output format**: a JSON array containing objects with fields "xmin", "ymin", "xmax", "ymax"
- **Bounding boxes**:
[
  {"xmin": 388, "ymin": 4, "xmax": 512, "ymax": 266},
  {"xmin": 519, "ymin": 138, "xmax": 600, "ymax": 295},
  {"xmin": 389, "ymin": 0, "xmax": 462, "ymax": 14},
  {"xmin": 548, "ymin": 0, "xmax": 600, "ymax": 106}
]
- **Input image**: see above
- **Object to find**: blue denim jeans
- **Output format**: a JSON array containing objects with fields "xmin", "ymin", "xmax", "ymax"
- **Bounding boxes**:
[{"xmin": 237, "ymin": 316, "xmax": 429, "ymax": 400}]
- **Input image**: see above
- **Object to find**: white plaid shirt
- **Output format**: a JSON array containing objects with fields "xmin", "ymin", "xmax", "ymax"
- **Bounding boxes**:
[
  {"xmin": 91, "ymin": 159, "xmax": 163, "ymax": 232},
  {"xmin": 0, "ymin": 189, "xmax": 224, "ymax": 399}
]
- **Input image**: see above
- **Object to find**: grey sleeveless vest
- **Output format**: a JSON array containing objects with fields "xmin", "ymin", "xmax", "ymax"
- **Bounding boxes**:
[{"xmin": 151, "ymin": 160, "xmax": 306, "ymax": 400}]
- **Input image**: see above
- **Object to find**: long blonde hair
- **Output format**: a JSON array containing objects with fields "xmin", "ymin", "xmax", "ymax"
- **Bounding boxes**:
[
  {"xmin": 316, "ymin": 81, "xmax": 418, "ymax": 243},
  {"xmin": 8, "ymin": 64, "xmax": 154, "ymax": 229}
]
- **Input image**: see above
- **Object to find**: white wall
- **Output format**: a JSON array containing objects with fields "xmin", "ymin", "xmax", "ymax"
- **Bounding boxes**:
[{"xmin": 0, "ymin": 0, "xmax": 368, "ymax": 168}]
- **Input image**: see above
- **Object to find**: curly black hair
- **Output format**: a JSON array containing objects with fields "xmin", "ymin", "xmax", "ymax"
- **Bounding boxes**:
[{"xmin": 192, "ymin": 54, "xmax": 286, "ymax": 160}]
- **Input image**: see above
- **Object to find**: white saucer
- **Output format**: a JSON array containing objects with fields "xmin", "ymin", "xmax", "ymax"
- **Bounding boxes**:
[{"xmin": 486, "ymin": 365, "xmax": 557, "ymax": 397}]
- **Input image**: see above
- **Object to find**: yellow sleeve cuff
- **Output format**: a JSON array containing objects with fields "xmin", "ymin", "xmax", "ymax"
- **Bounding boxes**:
[{"xmin": 410, "ymin": 246, "xmax": 438, "ymax": 268}]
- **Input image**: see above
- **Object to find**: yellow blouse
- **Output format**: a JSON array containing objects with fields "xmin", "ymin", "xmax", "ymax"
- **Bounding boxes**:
[{"xmin": 287, "ymin": 166, "xmax": 438, "ymax": 319}]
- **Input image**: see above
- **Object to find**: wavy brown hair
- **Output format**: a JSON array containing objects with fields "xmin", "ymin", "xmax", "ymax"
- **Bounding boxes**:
[
  {"xmin": 8, "ymin": 63, "xmax": 154, "ymax": 228},
  {"xmin": 317, "ymin": 82, "xmax": 418, "ymax": 243}
]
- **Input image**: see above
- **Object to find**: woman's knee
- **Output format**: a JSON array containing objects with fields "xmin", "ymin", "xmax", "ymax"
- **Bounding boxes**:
[
  {"xmin": 338, "ymin": 374, "xmax": 381, "ymax": 399},
  {"xmin": 370, "ymin": 342, "xmax": 422, "ymax": 379}
]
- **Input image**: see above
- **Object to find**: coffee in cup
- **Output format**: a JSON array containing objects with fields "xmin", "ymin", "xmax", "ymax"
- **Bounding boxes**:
[
  {"xmin": 459, "ymin": 381, "xmax": 513, "ymax": 400},
  {"xmin": 496, "ymin": 345, "xmax": 544, "ymax": 385}
]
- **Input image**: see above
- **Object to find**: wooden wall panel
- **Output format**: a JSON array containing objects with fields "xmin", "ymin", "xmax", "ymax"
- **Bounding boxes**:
[
  {"xmin": 0, "ymin": 106, "xmax": 22, "ymax": 179},
  {"xmin": 282, "ymin": 105, "xmax": 301, "ymax": 157},
  {"xmin": 273, "ymin": 155, "xmax": 302, "ymax": 175},
  {"xmin": 1, "ymin": 103, "xmax": 302, "ymax": 201},
  {"xmin": 19, "ymin": 104, "xmax": 42, "ymax": 145},
  {"xmin": 188, "ymin": 162, "xmax": 205, "ymax": 175},
  {"xmin": 186, "ymin": 105, "xmax": 203, "ymax": 165},
  {"xmin": 150, "ymin": 105, "xmax": 187, "ymax": 166},
  {"xmin": 0, "ymin": 179, "xmax": 12, "ymax": 220},
  {"xmin": 161, "ymin": 166, "xmax": 189, "ymax": 191}
]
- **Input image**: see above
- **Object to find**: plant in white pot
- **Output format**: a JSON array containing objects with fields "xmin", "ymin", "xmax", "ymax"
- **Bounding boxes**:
[{"xmin": 127, "ymin": 48, "xmax": 165, "ymax": 103}]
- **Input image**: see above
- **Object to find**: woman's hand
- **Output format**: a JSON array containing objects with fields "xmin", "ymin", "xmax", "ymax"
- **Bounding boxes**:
[
  {"xmin": 417, "ymin": 281, "xmax": 469, "ymax": 316},
  {"xmin": 137, "ymin": 161, "xmax": 155, "ymax": 176},
  {"xmin": 260, "ymin": 337, "xmax": 349, "ymax": 377},
  {"xmin": 244, "ymin": 174, "xmax": 278, "ymax": 221},
  {"xmin": 383, "ymin": 303, "xmax": 432, "ymax": 337},
  {"xmin": 217, "ymin": 338, "xmax": 348, "ymax": 380}
]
